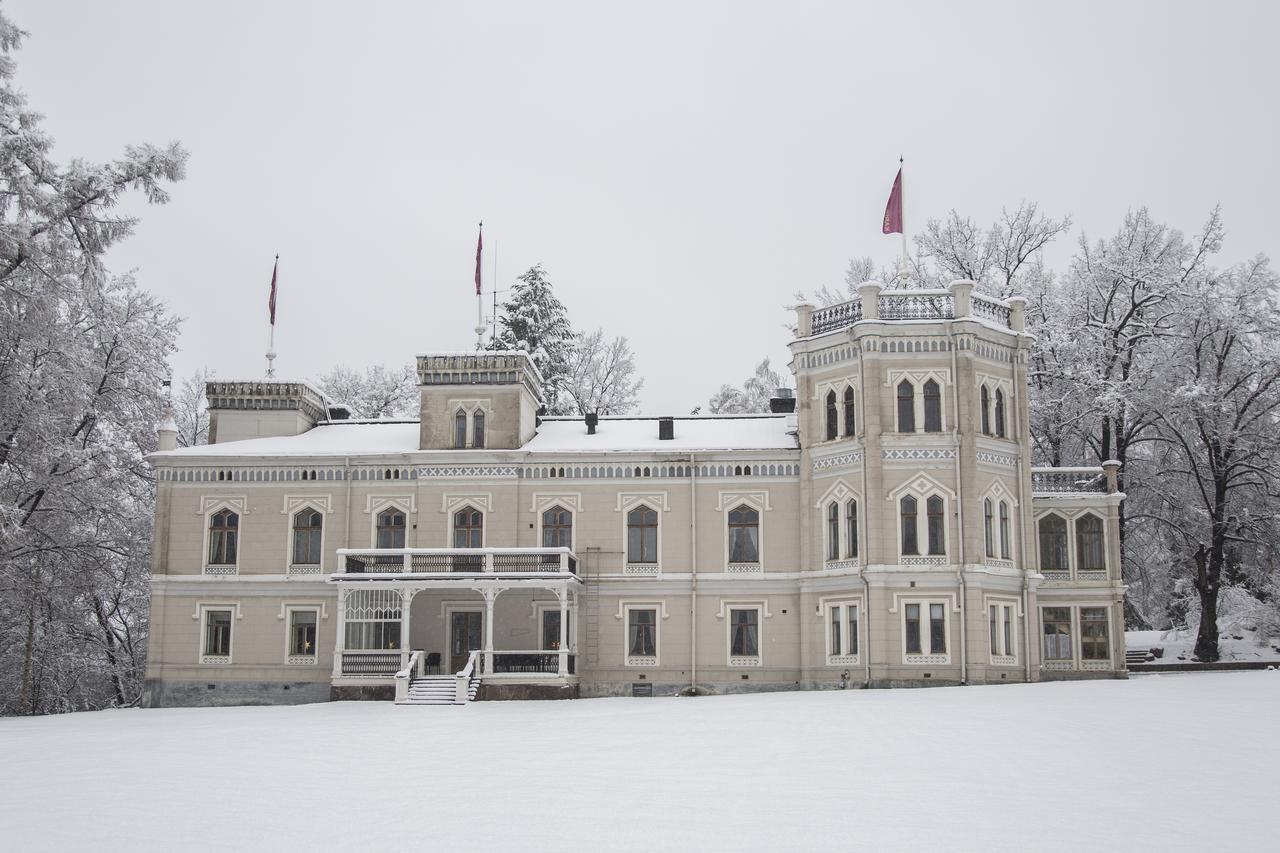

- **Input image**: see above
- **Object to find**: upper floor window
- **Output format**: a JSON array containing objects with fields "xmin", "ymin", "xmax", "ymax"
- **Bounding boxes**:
[
  {"xmin": 208, "ymin": 509, "xmax": 238, "ymax": 565},
  {"xmin": 999, "ymin": 501, "xmax": 1011, "ymax": 560},
  {"xmin": 727, "ymin": 505, "xmax": 760, "ymax": 564},
  {"xmin": 926, "ymin": 495, "xmax": 945, "ymax": 555},
  {"xmin": 843, "ymin": 387, "xmax": 856, "ymax": 437},
  {"xmin": 900, "ymin": 496, "xmax": 919, "ymax": 555},
  {"xmin": 376, "ymin": 508, "xmax": 406, "ymax": 548},
  {"xmin": 453, "ymin": 507, "xmax": 483, "ymax": 548},
  {"xmin": 472, "ymin": 409, "xmax": 486, "ymax": 449},
  {"xmin": 980, "ymin": 385, "xmax": 991, "ymax": 435},
  {"xmin": 897, "ymin": 380, "xmax": 915, "ymax": 433},
  {"xmin": 627, "ymin": 506, "xmax": 658, "ymax": 564},
  {"xmin": 1076, "ymin": 513, "xmax": 1105, "ymax": 570},
  {"xmin": 827, "ymin": 502, "xmax": 840, "ymax": 561},
  {"xmin": 454, "ymin": 410, "xmax": 467, "ymax": 449},
  {"xmin": 825, "ymin": 391, "xmax": 838, "ymax": 441},
  {"xmin": 1038, "ymin": 514, "xmax": 1068, "ymax": 571},
  {"xmin": 994, "ymin": 389, "xmax": 1006, "ymax": 438},
  {"xmin": 984, "ymin": 499, "xmax": 995, "ymax": 559},
  {"xmin": 923, "ymin": 379, "xmax": 942, "ymax": 432},
  {"xmin": 292, "ymin": 508, "xmax": 323, "ymax": 565},
  {"xmin": 845, "ymin": 499, "xmax": 859, "ymax": 559},
  {"xmin": 542, "ymin": 505, "xmax": 572, "ymax": 549}
]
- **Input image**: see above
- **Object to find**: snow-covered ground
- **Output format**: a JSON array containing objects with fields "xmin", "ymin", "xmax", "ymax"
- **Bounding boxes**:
[
  {"xmin": 2, "ymin": 673, "xmax": 1277, "ymax": 852},
  {"xmin": 1127, "ymin": 628, "xmax": 1280, "ymax": 663}
]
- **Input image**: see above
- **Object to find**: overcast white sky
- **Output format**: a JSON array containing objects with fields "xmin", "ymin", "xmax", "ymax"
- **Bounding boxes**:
[{"xmin": 10, "ymin": 0, "xmax": 1279, "ymax": 414}]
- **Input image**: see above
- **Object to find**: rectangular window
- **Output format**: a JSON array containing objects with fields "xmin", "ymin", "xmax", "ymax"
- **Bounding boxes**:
[
  {"xmin": 345, "ymin": 620, "xmax": 401, "ymax": 650},
  {"xmin": 627, "ymin": 608, "xmax": 656, "ymax": 659},
  {"xmin": 999, "ymin": 502, "xmax": 1011, "ymax": 560},
  {"xmin": 905, "ymin": 601, "xmax": 948, "ymax": 658},
  {"xmin": 729, "ymin": 608, "xmax": 759, "ymax": 658},
  {"xmin": 204, "ymin": 609, "xmax": 232, "ymax": 659},
  {"xmin": 928, "ymin": 603, "xmax": 946, "ymax": 655},
  {"xmin": 828, "ymin": 603, "xmax": 859, "ymax": 659},
  {"xmin": 989, "ymin": 603, "xmax": 1015, "ymax": 659},
  {"xmin": 1080, "ymin": 607, "xmax": 1110, "ymax": 661},
  {"xmin": 905, "ymin": 603, "xmax": 921, "ymax": 654},
  {"xmin": 1042, "ymin": 607, "xmax": 1072, "ymax": 661},
  {"xmin": 289, "ymin": 610, "xmax": 317, "ymax": 658},
  {"xmin": 542, "ymin": 609, "xmax": 570, "ymax": 651}
]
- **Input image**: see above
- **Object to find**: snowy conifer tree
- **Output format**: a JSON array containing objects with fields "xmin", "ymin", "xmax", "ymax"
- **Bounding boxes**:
[{"xmin": 489, "ymin": 264, "xmax": 577, "ymax": 414}]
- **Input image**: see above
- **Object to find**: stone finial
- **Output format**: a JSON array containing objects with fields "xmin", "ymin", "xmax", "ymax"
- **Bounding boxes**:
[
  {"xmin": 1007, "ymin": 296, "xmax": 1027, "ymax": 332},
  {"xmin": 157, "ymin": 413, "xmax": 178, "ymax": 452},
  {"xmin": 1101, "ymin": 459, "xmax": 1121, "ymax": 493},
  {"xmin": 858, "ymin": 281, "xmax": 882, "ymax": 321},
  {"xmin": 949, "ymin": 280, "xmax": 975, "ymax": 318},
  {"xmin": 795, "ymin": 303, "xmax": 814, "ymax": 338}
]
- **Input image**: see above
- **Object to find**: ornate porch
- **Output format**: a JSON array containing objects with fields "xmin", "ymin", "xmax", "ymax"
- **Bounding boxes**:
[{"xmin": 328, "ymin": 547, "xmax": 583, "ymax": 703}]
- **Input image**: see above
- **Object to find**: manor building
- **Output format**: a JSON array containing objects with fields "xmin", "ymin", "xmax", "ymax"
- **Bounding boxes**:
[{"xmin": 143, "ymin": 280, "xmax": 1126, "ymax": 706}]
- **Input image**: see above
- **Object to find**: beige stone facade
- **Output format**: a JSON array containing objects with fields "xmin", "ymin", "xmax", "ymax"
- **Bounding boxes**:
[{"xmin": 143, "ymin": 282, "xmax": 1126, "ymax": 707}]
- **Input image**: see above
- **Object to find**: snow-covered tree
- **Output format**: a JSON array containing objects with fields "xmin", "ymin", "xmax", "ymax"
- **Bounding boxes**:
[
  {"xmin": 314, "ymin": 363, "xmax": 418, "ymax": 419},
  {"xmin": 561, "ymin": 329, "xmax": 643, "ymax": 415},
  {"xmin": 708, "ymin": 359, "xmax": 789, "ymax": 414},
  {"xmin": 172, "ymin": 368, "xmax": 211, "ymax": 447},
  {"xmin": 0, "ymin": 9, "xmax": 186, "ymax": 715},
  {"xmin": 489, "ymin": 264, "xmax": 577, "ymax": 414},
  {"xmin": 916, "ymin": 204, "xmax": 1070, "ymax": 298}
]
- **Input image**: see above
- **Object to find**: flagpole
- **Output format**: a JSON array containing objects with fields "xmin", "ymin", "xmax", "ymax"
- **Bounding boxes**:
[
  {"xmin": 266, "ymin": 254, "xmax": 278, "ymax": 378},
  {"xmin": 899, "ymin": 155, "xmax": 908, "ymax": 282},
  {"xmin": 491, "ymin": 240, "xmax": 499, "ymax": 344},
  {"xmin": 474, "ymin": 222, "xmax": 486, "ymax": 351}
]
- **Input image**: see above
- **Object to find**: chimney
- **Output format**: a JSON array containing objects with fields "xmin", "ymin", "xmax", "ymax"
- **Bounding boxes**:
[
  {"xmin": 327, "ymin": 404, "xmax": 352, "ymax": 421},
  {"xmin": 157, "ymin": 413, "xmax": 178, "ymax": 452},
  {"xmin": 658, "ymin": 417, "xmax": 674, "ymax": 441},
  {"xmin": 769, "ymin": 387, "xmax": 796, "ymax": 414},
  {"xmin": 585, "ymin": 412, "xmax": 599, "ymax": 435}
]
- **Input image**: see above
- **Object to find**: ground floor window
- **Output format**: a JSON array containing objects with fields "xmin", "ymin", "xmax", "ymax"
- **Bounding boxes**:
[
  {"xmin": 729, "ymin": 607, "xmax": 760, "ymax": 660},
  {"xmin": 1041, "ymin": 605, "xmax": 1112, "ymax": 668},
  {"xmin": 288, "ymin": 609, "xmax": 318, "ymax": 662},
  {"xmin": 541, "ymin": 609, "xmax": 572, "ymax": 651},
  {"xmin": 827, "ymin": 602, "xmax": 859, "ymax": 661},
  {"xmin": 1042, "ymin": 607, "xmax": 1072, "ymax": 661},
  {"xmin": 989, "ymin": 602, "xmax": 1016, "ymax": 661},
  {"xmin": 202, "ymin": 608, "xmax": 232, "ymax": 662},
  {"xmin": 1080, "ymin": 607, "xmax": 1110, "ymax": 660},
  {"xmin": 903, "ymin": 601, "xmax": 948, "ymax": 660},
  {"xmin": 625, "ymin": 606, "xmax": 658, "ymax": 665}
]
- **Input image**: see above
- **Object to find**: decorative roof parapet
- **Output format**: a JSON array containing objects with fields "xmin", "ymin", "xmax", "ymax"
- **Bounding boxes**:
[
  {"xmin": 415, "ymin": 351, "xmax": 544, "ymax": 404},
  {"xmin": 1030, "ymin": 467, "xmax": 1110, "ymax": 494},
  {"xmin": 800, "ymin": 279, "xmax": 1021, "ymax": 337},
  {"xmin": 205, "ymin": 379, "xmax": 329, "ymax": 424}
]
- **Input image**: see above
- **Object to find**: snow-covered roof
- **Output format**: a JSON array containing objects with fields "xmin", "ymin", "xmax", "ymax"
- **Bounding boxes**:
[{"xmin": 150, "ymin": 415, "xmax": 797, "ymax": 459}]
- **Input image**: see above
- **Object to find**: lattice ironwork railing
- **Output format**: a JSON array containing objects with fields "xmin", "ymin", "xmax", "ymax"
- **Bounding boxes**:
[
  {"xmin": 1031, "ymin": 469, "xmax": 1108, "ymax": 493},
  {"xmin": 341, "ymin": 651, "xmax": 402, "ymax": 675},
  {"xmin": 490, "ymin": 652, "xmax": 576, "ymax": 675},
  {"xmin": 878, "ymin": 292, "xmax": 955, "ymax": 320},
  {"xmin": 811, "ymin": 300, "xmax": 863, "ymax": 335},
  {"xmin": 340, "ymin": 548, "xmax": 578, "ymax": 576}
]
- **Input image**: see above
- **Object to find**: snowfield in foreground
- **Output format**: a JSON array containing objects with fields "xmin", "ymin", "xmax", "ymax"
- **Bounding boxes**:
[{"xmin": 2, "ymin": 673, "xmax": 1277, "ymax": 852}]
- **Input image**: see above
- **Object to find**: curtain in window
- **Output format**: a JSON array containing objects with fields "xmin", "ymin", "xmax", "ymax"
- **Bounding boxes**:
[
  {"xmin": 1076, "ymin": 514, "xmax": 1105, "ymax": 570},
  {"xmin": 923, "ymin": 380, "xmax": 942, "ymax": 432},
  {"xmin": 290, "ymin": 611, "xmax": 317, "ymax": 656},
  {"xmin": 1042, "ymin": 607, "xmax": 1072, "ymax": 660},
  {"xmin": 728, "ymin": 506, "xmax": 760, "ymax": 563},
  {"xmin": 205, "ymin": 610, "xmax": 232, "ymax": 655},
  {"xmin": 208, "ymin": 510, "xmax": 238, "ymax": 565},
  {"xmin": 897, "ymin": 381, "xmax": 915, "ymax": 432},
  {"xmin": 628, "ymin": 609, "xmax": 656, "ymax": 656},
  {"xmin": 1038, "ymin": 515, "xmax": 1068, "ymax": 570},
  {"xmin": 730, "ymin": 609, "xmax": 759, "ymax": 657}
]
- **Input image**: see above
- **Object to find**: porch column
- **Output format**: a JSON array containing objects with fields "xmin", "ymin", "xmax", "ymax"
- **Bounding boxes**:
[
  {"xmin": 399, "ymin": 587, "xmax": 413, "ymax": 670},
  {"xmin": 481, "ymin": 587, "xmax": 498, "ymax": 674},
  {"xmin": 557, "ymin": 586, "xmax": 569, "ymax": 676},
  {"xmin": 333, "ymin": 587, "xmax": 348, "ymax": 679}
]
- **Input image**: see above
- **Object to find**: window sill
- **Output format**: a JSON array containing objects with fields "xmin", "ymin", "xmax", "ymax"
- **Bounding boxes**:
[
  {"xmin": 983, "ymin": 558, "xmax": 1015, "ymax": 570},
  {"xmin": 623, "ymin": 564, "xmax": 660, "ymax": 577},
  {"xmin": 203, "ymin": 565, "xmax": 238, "ymax": 576},
  {"xmin": 904, "ymin": 653, "xmax": 949, "ymax": 665},
  {"xmin": 726, "ymin": 563, "xmax": 762, "ymax": 575},
  {"xmin": 900, "ymin": 555, "xmax": 948, "ymax": 566},
  {"xmin": 728, "ymin": 656, "xmax": 761, "ymax": 667},
  {"xmin": 827, "ymin": 655, "xmax": 859, "ymax": 666},
  {"xmin": 626, "ymin": 656, "xmax": 658, "ymax": 667},
  {"xmin": 990, "ymin": 655, "xmax": 1017, "ymax": 667},
  {"xmin": 823, "ymin": 559, "xmax": 859, "ymax": 572},
  {"xmin": 288, "ymin": 564, "xmax": 323, "ymax": 576},
  {"xmin": 286, "ymin": 655, "xmax": 319, "ymax": 666},
  {"xmin": 200, "ymin": 655, "xmax": 231, "ymax": 665}
]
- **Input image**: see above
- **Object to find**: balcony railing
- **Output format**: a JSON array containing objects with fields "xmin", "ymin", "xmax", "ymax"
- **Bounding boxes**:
[
  {"xmin": 811, "ymin": 300, "xmax": 864, "ymax": 335},
  {"xmin": 879, "ymin": 291, "xmax": 955, "ymax": 320},
  {"xmin": 1031, "ymin": 468, "xmax": 1108, "ymax": 494},
  {"xmin": 806, "ymin": 287, "xmax": 1015, "ymax": 336},
  {"xmin": 336, "ymin": 547, "xmax": 578, "ymax": 576}
]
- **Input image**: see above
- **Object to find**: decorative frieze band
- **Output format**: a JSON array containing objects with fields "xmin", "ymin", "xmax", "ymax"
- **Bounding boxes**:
[
  {"xmin": 882, "ymin": 448, "xmax": 957, "ymax": 462},
  {"xmin": 813, "ymin": 451, "xmax": 864, "ymax": 471}
]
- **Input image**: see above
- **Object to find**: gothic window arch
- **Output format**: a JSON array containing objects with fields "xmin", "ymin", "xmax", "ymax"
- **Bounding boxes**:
[
  {"xmin": 827, "ymin": 502, "xmax": 841, "ymax": 561},
  {"xmin": 994, "ymin": 389, "xmax": 1006, "ymax": 439},
  {"xmin": 999, "ymin": 501, "xmax": 1011, "ymax": 560},
  {"xmin": 825, "ymin": 391, "xmax": 838, "ymax": 441},
  {"xmin": 980, "ymin": 384, "xmax": 991, "ymax": 435},
  {"xmin": 542, "ymin": 505, "xmax": 573, "ymax": 549},
  {"xmin": 897, "ymin": 380, "xmax": 915, "ymax": 433},
  {"xmin": 292, "ymin": 507, "xmax": 323, "ymax": 566},
  {"xmin": 1038, "ymin": 514, "xmax": 1068, "ymax": 571},
  {"xmin": 845, "ymin": 499, "xmax": 859, "ymax": 559},
  {"xmin": 1076, "ymin": 513, "xmax": 1105, "ymax": 570},
  {"xmin": 923, "ymin": 380, "xmax": 942, "ymax": 433},
  {"xmin": 983, "ymin": 498, "xmax": 995, "ymax": 559},
  {"xmin": 727, "ymin": 505, "xmax": 760, "ymax": 564},
  {"xmin": 473, "ymin": 409, "xmax": 486, "ymax": 448},
  {"xmin": 453, "ymin": 410, "xmax": 467, "ymax": 449},
  {"xmin": 926, "ymin": 495, "xmax": 945, "ymax": 555},
  {"xmin": 843, "ymin": 386, "xmax": 856, "ymax": 437},
  {"xmin": 376, "ymin": 508, "xmax": 406, "ymax": 548},
  {"xmin": 208, "ymin": 509, "xmax": 238, "ymax": 566},
  {"xmin": 627, "ymin": 505, "xmax": 659, "ymax": 564},
  {"xmin": 900, "ymin": 496, "xmax": 919, "ymax": 555},
  {"xmin": 453, "ymin": 506, "xmax": 484, "ymax": 548}
]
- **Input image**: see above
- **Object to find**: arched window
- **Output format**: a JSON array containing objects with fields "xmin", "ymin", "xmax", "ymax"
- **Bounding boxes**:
[
  {"xmin": 845, "ymin": 499, "xmax": 858, "ymax": 558},
  {"xmin": 1076, "ymin": 513, "xmax": 1105, "ymax": 570},
  {"xmin": 208, "ymin": 509, "xmax": 238, "ymax": 565},
  {"xmin": 376, "ymin": 508, "xmax": 406, "ymax": 548},
  {"xmin": 825, "ymin": 391, "xmax": 838, "ymax": 441},
  {"xmin": 983, "ymin": 498, "xmax": 995, "ymax": 558},
  {"xmin": 542, "ymin": 505, "xmax": 572, "ymax": 549},
  {"xmin": 627, "ymin": 506, "xmax": 659, "ymax": 564},
  {"xmin": 473, "ymin": 409, "xmax": 486, "ymax": 449},
  {"xmin": 900, "ymin": 496, "xmax": 918, "ymax": 555},
  {"xmin": 923, "ymin": 379, "xmax": 942, "ymax": 432},
  {"xmin": 827, "ymin": 502, "xmax": 840, "ymax": 561},
  {"xmin": 999, "ymin": 501, "xmax": 1011, "ymax": 559},
  {"xmin": 453, "ymin": 507, "xmax": 484, "ymax": 548},
  {"xmin": 292, "ymin": 508, "xmax": 323, "ymax": 565},
  {"xmin": 453, "ymin": 410, "xmax": 467, "ymax": 449},
  {"xmin": 728, "ymin": 505, "xmax": 760, "ymax": 564},
  {"xmin": 897, "ymin": 380, "xmax": 915, "ymax": 433},
  {"xmin": 843, "ymin": 387, "xmax": 855, "ymax": 437},
  {"xmin": 994, "ymin": 389, "xmax": 1006, "ymax": 439},
  {"xmin": 927, "ymin": 495, "xmax": 945, "ymax": 555},
  {"xmin": 980, "ymin": 385, "xmax": 991, "ymax": 435},
  {"xmin": 1038, "ymin": 514, "xmax": 1068, "ymax": 571}
]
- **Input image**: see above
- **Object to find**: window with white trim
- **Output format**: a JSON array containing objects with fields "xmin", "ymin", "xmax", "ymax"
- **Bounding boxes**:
[
  {"xmin": 923, "ymin": 379, "xmax": 942, "ymax": 432},
  {"xmin": 454, "ymin": 409, "xmax": 467, "ymax": 449},
  {"xmin": 201, "ymin": 607, "xmax": 233, "ymax": 663},
  {"xmin": 1076, "ymin": 513, "xmax": 1105, "ymax": 571},
  {"xmin": 983, "ymin": 498, "xmax": 995, "ymax": 559},
  {"xmin": 344, "ymin": 589, "xmax": 402, "ymax": 650},
  {"xmin": 903, "ymin": 601, "xmax": 948, "ymax": 661},
  {"xmin": 376, "ymin": 508, "xmax": 406, "ymax": 548},
  {"xmin": 207, "ymin": 509, "xmax": 238, "ymax": 566},
  {"xmin": 827, "ymin": 501, "xmax": 841, "ymax": 561},
  {"xmin": 541, "ymin": 609, "xmax": 570, "ymax": 651},
  {"xmin": 625, "ymin": 606, "xmax": 658, "ymax": 665},
  {"xmin": 1081, "ymin": 607, "xmax": 1110, "ymax": 660},
  {"xmin": 994, "ymin": 388, "xmax": 1006, "ymax": 438},
  {"xmin": 472, "ymin": 409, "xmax": 486, "ymax": 448},
  {"xmin": 827, "ymin": 602, "xmax": 859, "ymax": 663},
  {"xmin": 727, "ymin": 504, "xmax": 760, "ymax": 564},
  {"xmin": 845, "ymin": 499, "xmax": 858, "ymax": 559},
  {"xmin": 288, "ymin": 608, "xmax": 318, "ymax": 663},
  {"xmin": 900, "ymin": 495, "xmax": 919, "ymax": 555},
  {"xmin": 980, "ymin": 384, "xmax": 991, "ymax": 435},
  {"xmin": 627, "ymin": 506, "xmax": 659, "ymax": 564},
  {"xmin": 292, "ymin": 508, "xmax": 322, "ymax": 566},
  {"xmin": 989, "ymin": 602, "xmax": 1016, "ymax": 663},
  {"xmin": 825, "ymin": 390, "xmax": 838, "ymax": 441},
  {"xmin": 1041, "ymin": 606, "xmax": 1072, "ymax": 661},
  {"xmin": 897, "ymin": 380, "xmax": 915, "ymax": 432},
  {"xmin": 999, "ymin": 501, "xmax": 1011, "ymax": 560},
  {"xmin": 728, "ymin": 607, "xmax": 760, "ymax": 661},
  {"xmin": 1038, "ymin": 514, "xmax": 1068, "ymax": 571}
]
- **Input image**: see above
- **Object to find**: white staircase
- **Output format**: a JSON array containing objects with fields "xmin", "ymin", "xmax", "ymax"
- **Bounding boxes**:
[{"xmin": 397, "ymin": 675, "xmax": 481, "ymax": 706}]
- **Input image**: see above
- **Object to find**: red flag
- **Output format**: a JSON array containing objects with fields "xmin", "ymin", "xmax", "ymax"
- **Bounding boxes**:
[
  {"xmin": 474, "ymin": 222, "xmax": 483, "ymax": 295},
  {"xmin": 882, "ymin": 168, "xmax": 903, "ymax": 235},
  {"xmin": 268, "ymin": 256, "xmax": 279, "ymax": 326}
]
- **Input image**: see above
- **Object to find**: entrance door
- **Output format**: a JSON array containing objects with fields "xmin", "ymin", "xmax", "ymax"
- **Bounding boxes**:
[{"xmin": 450, "ymin": 611, "xmax": 482, "ymax": 672}]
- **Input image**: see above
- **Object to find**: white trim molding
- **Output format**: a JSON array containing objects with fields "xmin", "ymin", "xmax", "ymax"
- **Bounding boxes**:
[{"xmin": 616, "ymin": 600, "xmax": 667, "ymax": 667}]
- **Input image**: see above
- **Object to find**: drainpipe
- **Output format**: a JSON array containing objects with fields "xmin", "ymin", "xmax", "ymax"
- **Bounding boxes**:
[
  {"xmin": 1012, "ymin": 364, "xmax": 1034, "ymax": 684},
  {"xmin": 343, "ymin": 457, "xmax": 353, "ymax": 549},
  {"xmin": 857, "ymin": 343, "xmax": 872, "ymax": 688},
  {"xmin": 949, "ymin": 338, "xmax": 967, "ymax": 685},
  {"xmin": 689, "ymin": 453, "xmax": 698, "ymax": 694}
]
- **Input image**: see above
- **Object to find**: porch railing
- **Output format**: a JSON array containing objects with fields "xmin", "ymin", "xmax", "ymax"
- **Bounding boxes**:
[
  {"xmin": 340, "ymin": 650, "xmax": 403, "ymax": 676},
  {"xmin": 394, "ymin": 650, "xmax": 423, "ymax": 702},
  {"xmin": 337, "ymin": 547, "xmax": 578, "ymax": 576},
  {"xmin": 456, "ymin": 649, "xmax": 484, "ymax": 703},
  {"xmin": 490, "ymin": 651, "xmax": 577, "ymax": 676}
]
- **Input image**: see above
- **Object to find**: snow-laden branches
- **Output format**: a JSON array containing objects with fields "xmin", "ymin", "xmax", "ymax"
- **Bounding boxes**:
[
  {"xmin": 561, "ymin": 329, "xmax": 643, "ymax": 416},
  {"xmin": 314, "ymin": 363, "xmax": 418, "ymax": 419}
]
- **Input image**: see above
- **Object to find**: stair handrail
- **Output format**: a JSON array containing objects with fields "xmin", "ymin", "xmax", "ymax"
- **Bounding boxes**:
[
  {"xmin": 454, "ymin": 649, "xmax": 482, "ymax": 703},
  {"xmin": 394, "ymin": 650, "xmax": 423, "ymax": 703}
]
